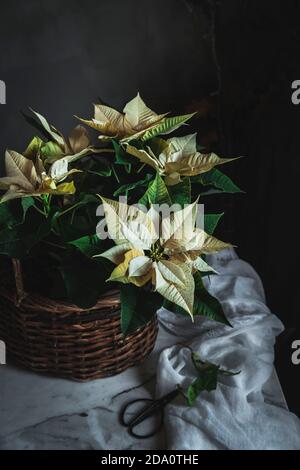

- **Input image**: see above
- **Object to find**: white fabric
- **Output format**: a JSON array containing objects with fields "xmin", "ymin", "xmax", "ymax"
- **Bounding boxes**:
[{"xmin": 157, "ymin": 249, "xmax": 300, "ymax": 450}]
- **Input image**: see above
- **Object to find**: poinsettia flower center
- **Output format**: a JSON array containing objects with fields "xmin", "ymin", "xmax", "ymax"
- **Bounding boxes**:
[{"xmin": 148, "ymin": 243, "xmax": 165, "ymax": 262}]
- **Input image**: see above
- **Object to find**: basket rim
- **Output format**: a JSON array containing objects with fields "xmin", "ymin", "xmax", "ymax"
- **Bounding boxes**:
[{"xmin": 0, "ymin": 285, "xmax": 120, "ymax": 315}]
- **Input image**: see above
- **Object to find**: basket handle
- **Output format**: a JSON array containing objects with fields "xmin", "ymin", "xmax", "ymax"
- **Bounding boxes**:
[{"xmin": 12, "ymin": 258, "xmax": 27, "ymax": 306}]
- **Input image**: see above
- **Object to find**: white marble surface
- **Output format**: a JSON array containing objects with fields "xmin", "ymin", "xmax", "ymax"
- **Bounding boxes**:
[
  {"xmin": 0, "ymin": 320, "xmax": 286, "ymax": 450},
  {"xmin": 0, "ymin": 324, "xmax": 181, "ymax": 450}
]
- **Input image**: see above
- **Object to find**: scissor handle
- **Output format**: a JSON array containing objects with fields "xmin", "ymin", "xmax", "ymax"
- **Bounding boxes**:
[
  {"xmin": 120, "ymin": 398, "xmax": 164, "ymax": 439},
  {"xmin": 120, "ymin": 389, "xmax": 180, "ymax": 439}
]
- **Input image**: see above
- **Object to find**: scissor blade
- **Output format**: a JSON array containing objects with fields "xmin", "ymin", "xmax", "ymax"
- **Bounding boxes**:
[{"xmin": 128, "ymin": 400, "xmax": 162, "ymax": 427}]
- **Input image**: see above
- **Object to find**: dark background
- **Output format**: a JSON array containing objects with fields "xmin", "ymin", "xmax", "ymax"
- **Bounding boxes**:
[{"xmin": 1, "ymin": 0, "xmax": 300, "ymax": 414}]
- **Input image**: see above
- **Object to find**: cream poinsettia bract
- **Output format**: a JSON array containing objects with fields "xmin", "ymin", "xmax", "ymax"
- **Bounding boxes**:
[
  {"xmin": 27, "ymin": 109, "xmax": 102, "ymax": 178},
  {"xmin": 96, "ymin": 197, "xmax": 232, "ymax": 318},
  {"xmin": 126, "ymin": 133, "xmax": 238, "ymax": 186},
  {"xmin": 77, "ymin": 93, "xmax": 194, "ymax": 143},
  {"xmin": 0, "ymin": 149, "xmax": 77, "ymax": 203}
]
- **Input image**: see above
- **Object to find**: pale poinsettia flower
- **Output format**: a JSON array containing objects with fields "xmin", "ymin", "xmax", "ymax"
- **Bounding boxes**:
[
  {"xmin": 126, "ymin": 133, "xmax": 238, "ymax": 185},
  {"xmin": 0, "ymin": 149, "xmax": 77, "ymax": 203},
  {"xmin": 28, "ymin": 110, "xmax": 101, "ymax": 177},
  {"xmin": 95, "ymin": 197, "xmax": 232, "ymax": 317},
  {"xmin": 77, "ymin": 93, "xmax": 195, "ymax": 143}
]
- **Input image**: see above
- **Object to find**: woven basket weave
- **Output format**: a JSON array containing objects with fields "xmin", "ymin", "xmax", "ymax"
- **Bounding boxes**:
[{"xmin": 0, "ymin": 259, "xmax": 158, "ymax": 381}]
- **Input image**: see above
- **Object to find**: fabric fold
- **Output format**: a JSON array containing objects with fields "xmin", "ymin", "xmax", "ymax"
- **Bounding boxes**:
[{"xmin": 156, "ymin": 249, "xmax": 300, "ymax": 450}]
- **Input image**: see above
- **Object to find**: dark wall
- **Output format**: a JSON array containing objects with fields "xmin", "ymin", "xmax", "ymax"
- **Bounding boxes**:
[
  {"xmin": 0, "ymin": 0, "xmax": 217, "ymax": 152},
  {"xmin": 213, "ymin": 0, "xmax": 300, "ymax": 415},
  {"xmin": 1, "ymin": 1, "xmax": 300, "ymax": 381},
  {"xmin": 215, "ymin": 0, "xmax": 300, "ymax": 328}
]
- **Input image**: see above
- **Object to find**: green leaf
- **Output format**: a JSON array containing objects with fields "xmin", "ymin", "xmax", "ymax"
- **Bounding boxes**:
[
  {"xmin": 50, "ymin": 193, "xmax": 100, "ymax": 242},
  {"xmin": 112, "ymin": 140, "xmax": 134, "ymax": 172},
  {"xmin": 120, "ymin": 284, "xmax": 150, "ymax": 335},
  {"xmin": 21, "ymin": 197, "xmax": 35, "ymax": 218},
  {"xmin": 193, "ymin": 273, "xmax": 231, "ymax": 325},
  {"xmin": 40, "ymin": 141, "xmax": 64, "ymax": 162},
  {"xmin": 86, "ymin": 168, "xmax": 112, "ymax": 177},
  {"xmin": 54, "ymin": 193, "xmax": 99, "ymax": 221},
  {"xmin": 75, "ymin": 193, "xmax": 100, "ymax": 205},
  {"xmin": 191, "ymin": 352, "xmax": 240, "ymax": 378},
  {"xmin": 52, "ymin": 214, "xmax": 88, "ymax": 242},
  {"xmin": 141, "ymin": 113, "xmax": 196, "ymax": 141},
  {"xmin": 23, "ymin": 136, "xmax": 44, "ymax": 158},
  {"xmin": 79, "ymin": 153, "xmax": 112, "ymax": 177},
  {"xmin": 187, "ymin": 353, "xmax": 220, "ymax": 405},
  {"xmin": 68, "ymin": 234, "xmax": 103, "ymax": 257},
  {"xmin": 113, "ymin": 174, "xmax": 153, "ymax": 197},
  {"xmin": 139, "ymin": 172, "xmax": 171, "ymax": 207},
  {"xmin": 168, "ymin": 177, "xmax": 191, "ymax": 207},
  {"xmin": 164, "ymin": 272, "xmax": 231, "ymax": 326},
  {"xmin": 204, "ymin": 213, "xmax": 224, "ymax": 235},
  {"xmin": 0, "ymin": 197, "xmax": 35, "ymax": 229},
  {"xmin": 0, "ymin": 203, "xmax": 13, "ymax": 227},
  {"xmin": 0, "ymin": 216, "xmax": 51, "ymax": 258},
  {"xmin": 120, "ymin": 284, "xmax": 162, "ymax": 336},
  {"xmin": 186, "ymin": 352, "xmax": 240, "ymax": 405},
  {"xmin": 187, "ymin": 370, "xmax": 219, "ymax": 406},
  {"xmin": 193, "ymin": 168, "xmax": 242, "ymax": 194},
  {"xmin": 219, "ymin": 368, "xmax": 241, "ymax": 377},
  {"xmin": 59, "ymin": 249, "xmax": 113, "ymax": 309}
]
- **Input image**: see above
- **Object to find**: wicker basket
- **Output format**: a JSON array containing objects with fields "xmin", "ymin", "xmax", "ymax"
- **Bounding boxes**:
[{"xmin": 0, "ymin": 259, "xmax": 158, "ymax": 381}]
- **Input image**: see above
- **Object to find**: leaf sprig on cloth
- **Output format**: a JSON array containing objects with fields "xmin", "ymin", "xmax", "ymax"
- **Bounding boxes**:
[{"xmin": 183, "ymin": 351, "xmax": 240, "ymax": 406}]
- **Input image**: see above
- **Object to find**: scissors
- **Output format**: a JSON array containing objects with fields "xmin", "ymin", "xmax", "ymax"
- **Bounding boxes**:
[{"xmin": 120, "ymin": 389, "xmax": 180, "ymax": 439}]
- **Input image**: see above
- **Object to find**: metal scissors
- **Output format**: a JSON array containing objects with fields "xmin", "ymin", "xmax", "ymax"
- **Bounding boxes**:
[{"xmin": 120, "ymin": 389, "xmax": 180, "ymax": 439}]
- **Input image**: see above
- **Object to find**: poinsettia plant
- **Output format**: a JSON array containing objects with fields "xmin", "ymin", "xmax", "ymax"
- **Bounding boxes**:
[{"xmin": 0, "ymin": 93, "xmax": 242, "ymax": 335}]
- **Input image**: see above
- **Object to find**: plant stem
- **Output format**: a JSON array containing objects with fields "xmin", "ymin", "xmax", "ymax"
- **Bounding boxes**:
[
  {"xmin": 33, "ymin": 204, "xmax": 47, "ymax": 216},
  {"xmin": 95, "ymin": 149, "xmax": 115, "ymax": 153},
  {"xmin": 42, "ymin": 240, "xmax": 66, "ymax": 250},
  {"xmin": 137, "ymin": 164, "xmax": 146, "ymax": 174},
  {"xmin": 111, "ymin": 165, "xmax": 120, "ymax": 183},
  {"xmin": 57, "ymin": 201, "xmax": 82, "ymax": 218}
]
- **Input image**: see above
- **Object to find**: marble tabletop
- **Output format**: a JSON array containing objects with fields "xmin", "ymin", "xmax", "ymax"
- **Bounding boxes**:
[{"xmin": 0, "ymin": 320, "xmax": 287, "ymax": 450}]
